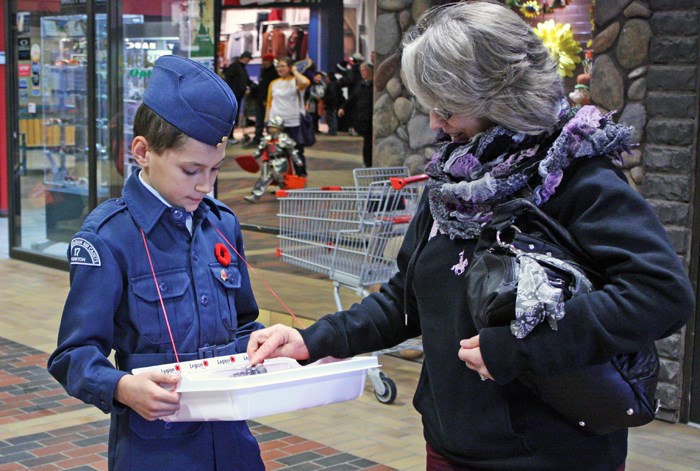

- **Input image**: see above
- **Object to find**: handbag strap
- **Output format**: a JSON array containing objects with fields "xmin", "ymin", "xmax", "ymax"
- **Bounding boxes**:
[
  {"xmin": 487, "ymin": 198, "xmax": 604, "ymax": 283},
  {"xmin": 296, "ymin": 89, "xmax": 307, "ymax": 116}
]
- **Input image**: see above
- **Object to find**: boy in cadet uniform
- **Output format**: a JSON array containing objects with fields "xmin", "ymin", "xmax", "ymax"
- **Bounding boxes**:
[{"xmin": 48, "ymin": 55, "xmax": 265, "ymax": 471}]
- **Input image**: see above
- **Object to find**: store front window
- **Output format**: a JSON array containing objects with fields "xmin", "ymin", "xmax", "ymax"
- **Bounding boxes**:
[
  {"xmin": 7, "ymin": 0, "xmax": 215, "ymax": 266},
  {"xmin": 9, "ymin": 1, "xmax": 96, "ymax": 262}
]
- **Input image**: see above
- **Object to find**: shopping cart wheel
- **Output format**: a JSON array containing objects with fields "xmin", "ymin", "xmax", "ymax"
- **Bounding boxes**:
[{"xmin": 374, "ymin": 372, "xmax": 397, "ymax": 404}]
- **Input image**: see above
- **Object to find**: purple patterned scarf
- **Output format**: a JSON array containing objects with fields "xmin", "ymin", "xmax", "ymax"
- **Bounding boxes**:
[{"xmin": 425, "ymin": 102, "xmax": 631, "ymax": 239}]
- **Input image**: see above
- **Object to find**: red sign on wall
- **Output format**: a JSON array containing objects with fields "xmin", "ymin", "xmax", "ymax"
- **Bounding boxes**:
[{"xmin": 18, "ymin": 64, "xmax": 31, "ymax": 77}]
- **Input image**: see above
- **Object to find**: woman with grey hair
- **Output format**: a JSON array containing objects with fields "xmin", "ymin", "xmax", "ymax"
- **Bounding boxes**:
[{"xmin": 245, "ymin": 2, "xmax": 693, "ymax": 469}]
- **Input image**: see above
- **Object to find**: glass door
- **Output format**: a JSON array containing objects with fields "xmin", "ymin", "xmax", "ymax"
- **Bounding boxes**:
[
  {"xmin": 119, "ymin": 0, "xmax": 217, "ymax": 178},
  {"xmin": 39, "ymin": 13, "xmax": 107, "ymax": 245},
  {"xmin": 7, "ymin": 0, "xmax": 114, "ymax": 265},
  {"xmin": 7, "ymin": 0, "xmax": 216, "ymax": 267}
]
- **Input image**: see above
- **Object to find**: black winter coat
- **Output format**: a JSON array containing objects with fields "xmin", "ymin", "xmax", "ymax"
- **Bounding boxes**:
[
  {"xmin": 323, "ymin": 81, "xmax": 343, "ymax": 110},
  {"xmin": 255, "ymin": 65, "xmax": 279, "ymax": 105},
  {"xmin": 342, "ymin": 80, "xmax": 373, "ymax": 126},
  {"xmin": 223, "ymin": 60, "xmax": 251, "ymax": 98},
  {"xmin": 300, "ymin": 156, "xmax": 694, "ymax": 470}
]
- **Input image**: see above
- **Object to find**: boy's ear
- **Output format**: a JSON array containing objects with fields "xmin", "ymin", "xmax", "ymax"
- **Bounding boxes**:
[{"xmin": 131, "ymin": 136, "xmax": 149, "ymax": 168}]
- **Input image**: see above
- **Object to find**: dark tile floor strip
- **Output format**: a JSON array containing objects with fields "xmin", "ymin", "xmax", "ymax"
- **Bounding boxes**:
[
  {"xmin": 0, "ymin": 338, "xmax": 89, "ymax": 426},
  {"xmin": 0, "ymin": 421, "xmax": 387, "ymax": 470},
  {"xmin": 0, "ymin": 337, "xmax": 390, "ymax": 470}
]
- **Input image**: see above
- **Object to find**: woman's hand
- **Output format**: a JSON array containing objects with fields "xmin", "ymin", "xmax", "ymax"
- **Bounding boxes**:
[
  {"xmin": 292, "ymin": 68, "xmax": 311, "ymax": 88},
  {"xmin": 458, "ymin": 335, "xmax": 492, "ymax": 381},
  {"xmin": 115, "ymin": 371, "xmax": 181, "ymax": 421},
  {"xmin": 247, "ymin": 324, "xmax": 310, "ymax": 365}
]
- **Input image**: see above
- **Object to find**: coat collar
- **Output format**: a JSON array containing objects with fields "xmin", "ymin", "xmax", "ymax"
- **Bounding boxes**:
[{"xmin": 122, "ymin": 170, "xmax": 219, "ymax": 234}]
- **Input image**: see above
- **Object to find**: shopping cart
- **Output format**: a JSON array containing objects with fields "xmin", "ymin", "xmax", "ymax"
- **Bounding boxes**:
[
  {"xmin": 276, "ymin": 167, "xmax": 427, "ymax": 403},
  {"xmin": 351, "ymin": 166, "xmax": 410, "ymax": 187}
]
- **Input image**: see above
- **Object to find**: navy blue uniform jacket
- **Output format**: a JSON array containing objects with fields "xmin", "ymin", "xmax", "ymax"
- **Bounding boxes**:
[
  {"xmin": 48, "ymin": 172, "xmax": 264, "ymax": 470},
  {"xmin": 299, "ymin": 157, "xmax": 694, "ymax": 470}
]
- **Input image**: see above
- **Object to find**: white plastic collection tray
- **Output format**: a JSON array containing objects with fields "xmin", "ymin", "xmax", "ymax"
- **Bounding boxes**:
[{"xmin": 132, "ymin": 354, "xmax": 379, "ymax": 422}]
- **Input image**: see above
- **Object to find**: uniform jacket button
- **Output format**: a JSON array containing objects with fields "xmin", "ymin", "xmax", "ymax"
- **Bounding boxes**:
[
  {"xmin": 201, "ymin": 295, "xmax": 209, "ymax": 306},
  {"xmin": 158, "ymin": 281, "xmax": 168, "ymax": 292},
  {"xmin": 173, "ymin": 209, "xmax": 183, "ymax": 221}
]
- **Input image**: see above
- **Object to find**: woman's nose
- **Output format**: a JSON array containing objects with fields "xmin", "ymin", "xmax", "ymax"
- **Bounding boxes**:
[{"xmin": 429, "ymin": 112, "xmax": 445, "ymax": 131}]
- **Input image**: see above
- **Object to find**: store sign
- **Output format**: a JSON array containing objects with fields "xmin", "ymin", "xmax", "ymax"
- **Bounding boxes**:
[
  {"xmin": 128, "ymin": 68, "xmax": 153, "ymax": 79},
  {"xmin": 224, "ymin": 1, "xmax": 322, "ymax": 5},
  {"xmin": 60, "ymin": 0, "xmax": 105, "ymax": 4},
  {"xmin": 125, "ymin": 41, "xmax": 159, "ymax": 50},
  {"xmin": 17, "ymin": 38, "xmax": 30, "ymax": 61},
  {"xmin": 18, "ymin": 64, "xmax": 31, "ymax": 77},
  {"xmin": 190, "ymin": 0, "xmax": 215, "ymax": 57}
]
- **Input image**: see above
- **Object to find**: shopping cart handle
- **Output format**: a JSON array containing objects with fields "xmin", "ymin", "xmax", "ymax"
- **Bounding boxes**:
[{"xmin": 389, "ymin": 174, "xmax": 428, "ymax": 190}]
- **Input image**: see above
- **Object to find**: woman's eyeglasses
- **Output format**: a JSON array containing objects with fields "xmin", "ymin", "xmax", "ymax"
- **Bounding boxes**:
[{"xmin": 431, "ymin": 108, "xmax": 452, "ymax": 121}]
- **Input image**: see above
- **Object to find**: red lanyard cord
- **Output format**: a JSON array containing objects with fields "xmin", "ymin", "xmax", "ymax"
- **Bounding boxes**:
[
  {"xmin": 137, "ymin": 223, "xmax": 306, "ymax": 370},
  {"xmin": 213, "ymin": 226, "xmax": 307, "ymax": 329},
  {"xmin": 140, "ymin": 228, "xmax": 181, "ymax": 364}
]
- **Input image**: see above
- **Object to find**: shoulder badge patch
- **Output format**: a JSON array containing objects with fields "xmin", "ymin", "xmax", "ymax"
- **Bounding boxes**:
[{"xmin": 70, "ymin": 238, "xmax": 102, "ymax": 266}]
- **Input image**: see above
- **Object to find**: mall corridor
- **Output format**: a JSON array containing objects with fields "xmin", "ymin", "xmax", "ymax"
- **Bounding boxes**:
[{"xmin": 2, "ymin": 133, "xmax": 700, "ymax": 470}]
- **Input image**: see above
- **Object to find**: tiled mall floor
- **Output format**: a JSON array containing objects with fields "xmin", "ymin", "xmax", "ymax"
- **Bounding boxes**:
[{"xmin": 3, "ymin": 131, "xmax": 700, "ymax": 470}]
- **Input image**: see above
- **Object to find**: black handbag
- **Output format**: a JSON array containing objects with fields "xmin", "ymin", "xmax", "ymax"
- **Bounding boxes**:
[
  {"xmin": 298, "ymin": 111, "xmax": 316, "ymax": 147},
  {"xmin": 465, "ymin": 198, "xmax": 660, "ymax": 435}
]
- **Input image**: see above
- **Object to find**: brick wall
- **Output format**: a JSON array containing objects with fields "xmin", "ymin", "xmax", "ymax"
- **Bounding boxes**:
[
  {"xmin": 591, "ymin": 0, "xmax": 700, "ymax": 421},
  {"xmin": 643, "ymin": 0, "xmax": 698, "ymax": 421}
]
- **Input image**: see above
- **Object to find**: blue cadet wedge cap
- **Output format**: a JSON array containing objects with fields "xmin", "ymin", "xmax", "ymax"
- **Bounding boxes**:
[{"xmin": 143, "ymin": 55, "xmax": 238, "ymax": 147}]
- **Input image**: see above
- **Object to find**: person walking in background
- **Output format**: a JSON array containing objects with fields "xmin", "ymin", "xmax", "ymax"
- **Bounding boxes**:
[
  {"xmin": 323, "ymin": 73, "xmax": 343, "ymax": 136},
  {"xmin": 265, "ymin": 56, "xmax": 310, "ymax": 177},
  {"xmin": 339, "ymin": 63, "xmax": 373, "ymax": 167},
  {"xmin": 245, "ymin": 2, "xmax": 694, "ymax": 469},
  {"xmin": 48, "ymin": 55, "xmax": 266, "ymax": 470},
  {"xmin": 223, "ymin": 51, "xmax": 254, "ymax": 144},
  {"xmin": 308, "ymin": 71, "xmax": 327, "ymax": 133},
  {"xmin": 249, "ymin": 53, "xmax": 278, "ymax": 148},
  {"xmin": 337, "ymin": 56, "xmax": 361, "ymax": 135}
]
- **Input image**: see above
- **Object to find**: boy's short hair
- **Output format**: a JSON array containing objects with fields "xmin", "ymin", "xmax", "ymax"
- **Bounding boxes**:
[
  {"xmin": 142, "ymin": 55, "xmax": 238, "ymax": 147},
  {"xmin": 133, "ymin": 104, "xmax": 187, "ymax": 154}
]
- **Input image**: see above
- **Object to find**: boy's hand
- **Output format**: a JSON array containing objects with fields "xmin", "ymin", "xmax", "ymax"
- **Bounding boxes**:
[
  {"xmin": 247, "ymin": 324, "xmax": 310, "ymax": 365},
  {"xmin": 115, "ymin": 371, "xmax": 181, "ymax": 421}
]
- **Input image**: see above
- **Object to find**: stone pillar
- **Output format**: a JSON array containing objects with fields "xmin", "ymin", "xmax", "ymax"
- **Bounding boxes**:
[
  {"xmin": 374, "ymin": 0, "xmax": 698, "ymax": 423},
  {"xmin": 591, "ymin": 0, "xmax": 698, "ymax": 422},
  {"xmin": 373, "ymin": 0, "xmax": 442, "ymax": 173}
]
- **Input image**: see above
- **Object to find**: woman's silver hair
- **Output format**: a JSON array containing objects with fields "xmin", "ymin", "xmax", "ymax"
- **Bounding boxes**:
[{"xmin": 401, "ymin": 0, "xmax": 565, "ymax": 135}]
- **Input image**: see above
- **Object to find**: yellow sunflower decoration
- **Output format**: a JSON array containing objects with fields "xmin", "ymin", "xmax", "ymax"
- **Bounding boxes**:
[
  {"xmin": 533, "ymin": 20, "xmax": 582, "ymax": 78},
  {"xmin": 520, "ymin": 1, "xmax": 541, "ymax": 18}
]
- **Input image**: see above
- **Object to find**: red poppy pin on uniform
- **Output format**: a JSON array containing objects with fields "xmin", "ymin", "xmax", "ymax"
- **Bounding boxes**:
[{"xmin": 215, "ymin": 243, "xmax": 231, "ymax": 267}]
